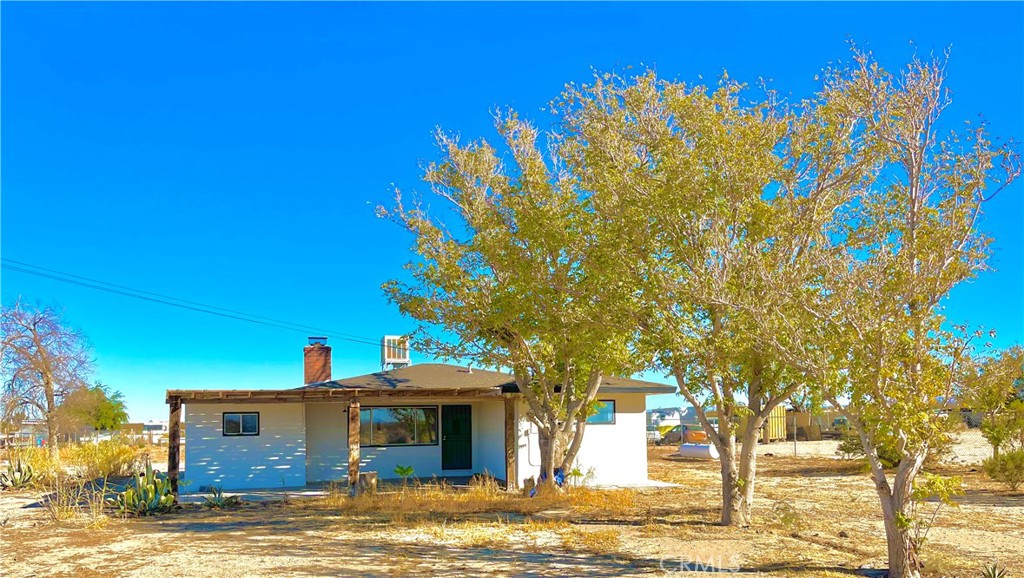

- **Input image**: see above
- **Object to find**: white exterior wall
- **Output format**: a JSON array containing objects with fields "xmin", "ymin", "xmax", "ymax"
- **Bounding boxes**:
[
  {"xmin": 184, "ymin": 393, "xmax": 651, "ymax": 491},
  {"xmin": 515, "ymin": 393, "xmax": 650, "ymax": 486},
  {"xmin": 183, "ymin": 403, "xmax": 307, "ymax": 491},
  {"xmin": 303, "ymin": 399, "xmax": 507, "ymax": 483},
  {"xmin": 305, "ymin": 403, "xmax": 347, "ymax": 483},
  {"xmin": 475, "ymin": 401, "xmax": 506, "ymax": 479}
]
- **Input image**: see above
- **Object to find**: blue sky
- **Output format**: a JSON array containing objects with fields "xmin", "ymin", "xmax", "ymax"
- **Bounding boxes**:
[{"xmin": 2, "ymin": 2, "xmax": 1022, "ymax": 422}]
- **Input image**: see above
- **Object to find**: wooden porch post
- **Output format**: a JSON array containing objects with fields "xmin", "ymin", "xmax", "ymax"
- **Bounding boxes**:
[
  {"xmin": 504, "ymin": 396, "xmax": 518, "ymax": 492},
  {"xmin": 347, "ymin": 398, "xmax": 360, "ymax": 496},
  {"xmin": 167, "ymin": 397, "xmax": 182, "ymax": 498}
]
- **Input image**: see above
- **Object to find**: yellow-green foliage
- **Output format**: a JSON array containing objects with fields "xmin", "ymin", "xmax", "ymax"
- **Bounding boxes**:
[
  {"xmin": 983, "ymin": 449, "xmax": 1024, "ymax": 492},
  {"xmin": 65, "ymin": 439, "xmax": 143, "ymax": 479},
  {"xmin": 7, "ymin": 447, "xmax": 63, "ymax": 483},
  {"xmin": 3, "ymin": 439, "xmax": 143, "ymax": 484}
]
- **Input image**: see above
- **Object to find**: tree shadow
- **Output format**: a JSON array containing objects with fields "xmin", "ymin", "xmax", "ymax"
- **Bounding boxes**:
[
  {"xmin": 133, "ymin": 507, "xmax": 667, "ymax": 576},
  {"xmin": 729, "ymin": 563, "xmax": 884, "ymax": 576},
  {"xmin": 954, "ymin": 487, "xmax": 1024, "ymax": 507}
]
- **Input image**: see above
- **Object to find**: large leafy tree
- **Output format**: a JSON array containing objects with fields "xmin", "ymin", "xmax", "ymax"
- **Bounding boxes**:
[
  {"xmin": 1, "ymin": 301, "xmax": 94, "ymax": 456},
  {"xmin": 57, "ymin": 382, "xmax": 130, "ymax": 434},
  {"xmin": 381, "ymin": 114, "xmax": 641, "ymax": 485},
  {"xmin": 555, "ymin": 69, "xmax": 875, "ymax": 526},
  {"xmin": 808, "ymin": 51, "xmax": 1020, "ymax": 578}
]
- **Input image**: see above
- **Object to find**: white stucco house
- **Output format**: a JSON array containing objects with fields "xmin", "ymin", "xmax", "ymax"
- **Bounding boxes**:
[{"xmin": 164, "ymin": 338, "xmax": 676, "ymax": 493}]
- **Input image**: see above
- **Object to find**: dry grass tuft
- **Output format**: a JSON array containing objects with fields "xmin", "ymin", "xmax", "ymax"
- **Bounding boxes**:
[
  {"xmin": 416, "ymin": 517, "xmax": 569, "ymax": 549},
  {"xmin": 565, "ymin": 487, "xmax": 638, "ymax": 514},
  {"xmin": 561, "ymin": 527, "xmax": 622, "ymax": 555},
  {"xmin": 313, "ymin": 475, "xmax": 638, "ymax": 524}
]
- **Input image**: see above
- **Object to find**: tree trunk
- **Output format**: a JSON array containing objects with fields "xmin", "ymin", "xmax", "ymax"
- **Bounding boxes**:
[
  {"xmin": 46, "ymin": 413, "xmax": 58, "ymax": 458},
  {"xmin": 862, "ymin": 431, "xmax": 926, "ymax": 578},
  {"xmin": 718, "ymin": 430, "xmax": 758, "ymax": 526},
  {"xmin": 878, "ymin": 491, "xmax": 919, "ymax": 578},
  {"xmin": 718, "ymin": 434, "xmax": 748, "ymax": 526},
  {"xmin": 45, "ymin": 380, "xmax": 58, "ymax": 459},
  {"xmin": 537, "ymin": 427, "xmax": 559, "ymax": 487},
  {"xmin": 559, "ymin": 419, "xmax": 586, "ymax": 474},
  {"xmin": 734, "ymin": 426, "xmax": 759, "ymax": 526}
]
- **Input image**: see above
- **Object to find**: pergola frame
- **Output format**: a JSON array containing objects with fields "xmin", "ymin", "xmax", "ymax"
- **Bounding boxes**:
[{"xmin": 165, "ymin": 388, "xmax": 518, "ymax": 497}]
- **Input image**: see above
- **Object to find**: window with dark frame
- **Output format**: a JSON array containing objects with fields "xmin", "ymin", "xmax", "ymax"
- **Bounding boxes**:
[
  {"xmin": 586, "ymin": 400, "xmax": 616, "ymax": 425},
  {"xmin": 223, "ymin": 412, "xmax": 260, "ymax": 436},
  {"xmin": 359, "ymin": 406, "xmax": 438, "ymax": 446}
]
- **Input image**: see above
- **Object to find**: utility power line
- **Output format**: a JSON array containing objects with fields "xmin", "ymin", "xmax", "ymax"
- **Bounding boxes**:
[{"xmin": 1, "ymin": 258, "xmax": 390, "ymax": 350}]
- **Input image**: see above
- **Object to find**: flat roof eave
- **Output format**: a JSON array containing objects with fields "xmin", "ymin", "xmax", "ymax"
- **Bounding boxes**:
[{"xmin": 166, "ymin": 387, "xmax": 506, "ymax": 404}]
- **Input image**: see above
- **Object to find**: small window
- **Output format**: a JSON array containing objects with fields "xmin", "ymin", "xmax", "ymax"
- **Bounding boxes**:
[
  {"xmin": 587, "ymin": 400, "xmax": 615, "ymax": 425},
  {"xmin": 223, "ymin": 412, "xmax": 259, "ymax": 436},
  {"xmin": 359, "ymin": 406, "xmax": 438, "ymax": 446}
]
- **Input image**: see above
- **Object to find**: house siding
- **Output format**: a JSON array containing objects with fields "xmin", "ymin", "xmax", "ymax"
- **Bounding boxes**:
[
  {"xmin": 302, "ymin": 399, "xmax": 507, "ymax": 483},
  {"xmin": 515, "ymin": 393, "xmax": 650, "ymax": 486},
  {"xmin": 183, "ymin": 403, "xmax": 307, "ymax": 491},
  {"xmin": 183, "ymin": 393, "xmax": 650, "ymax": 491},
  {"xmin": 304, "ymin": 402, "xmax": 347, "ymax": 483}
]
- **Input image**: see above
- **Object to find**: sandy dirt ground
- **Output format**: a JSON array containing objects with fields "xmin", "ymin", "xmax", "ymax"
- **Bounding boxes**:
[{"xmin": 2, "ymin": 445, "xmax": 1022, "ymax": 577}]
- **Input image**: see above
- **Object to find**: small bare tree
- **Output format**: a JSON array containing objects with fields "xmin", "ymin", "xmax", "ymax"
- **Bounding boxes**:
[{"xmin": 1, "ymin": 300, "xmax": 94, "ymax": 457}]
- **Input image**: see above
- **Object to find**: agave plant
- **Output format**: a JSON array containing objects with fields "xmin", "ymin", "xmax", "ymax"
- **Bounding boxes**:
[
  {"xmin": 0, "ymin": 459, "xmax": 36, "ymax": 490},
  {"xmin": 107, "ymin": 463, "xmax": 174, "ymax": 516},
  {"xmin": 202, "ymin": 486, "xmax": 241, "ymax": 509},
  {"xmin": 982, "ymin": 563, "xmax": 1009, "ymax": 578}
]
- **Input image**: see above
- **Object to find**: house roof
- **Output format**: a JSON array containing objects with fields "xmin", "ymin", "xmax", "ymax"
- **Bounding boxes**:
[
  {"xmin": 302, "ymin": 363, "xmax": 677, "ymax": 395},
  {"xmin": 166, "ymin": 363, "xmax": 675, "ymax": 404}
]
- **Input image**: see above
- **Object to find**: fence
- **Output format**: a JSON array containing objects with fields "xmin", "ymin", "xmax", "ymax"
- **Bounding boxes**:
[{"xmin": 943, "ymin": 428, "xmax": 992, "ymax": 467}]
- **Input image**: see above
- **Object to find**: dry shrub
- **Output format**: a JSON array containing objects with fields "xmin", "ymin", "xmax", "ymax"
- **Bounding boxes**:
[
  {"xmin": 766, "ymin": 500, "xmax": 805, "ymax": 534},
  {"xmin": 41, "ymin": 474, "xmax": 111, "ymax": 528},
  {"xmin": 8, "ymin": 447, "xmax": 63, "ymax": 483},
  {"xmin": 983, "ymin": 449, "xmax": 1024, "ymax": 492},
  {"xmin": 65, "ymin": 439, "xmax": 144, "ymax": 479},
  {"xmin": 3, "ymin": 439, "xmax": 145, "ymax": 484}
]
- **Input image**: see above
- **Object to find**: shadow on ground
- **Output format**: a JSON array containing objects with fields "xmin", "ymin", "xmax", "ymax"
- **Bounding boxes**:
[
  {"xmin": 954, "ymin": 487, "xmax": 1024, "ymax": 508},
  {"xmin": 134, "ymin": 509, "xmax": 664, "ymax": 576}
]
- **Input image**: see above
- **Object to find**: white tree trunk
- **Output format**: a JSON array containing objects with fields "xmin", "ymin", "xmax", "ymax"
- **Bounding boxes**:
[{"xmin": 878, "ymin": 492, "xmax": 919, "ymax": 578}]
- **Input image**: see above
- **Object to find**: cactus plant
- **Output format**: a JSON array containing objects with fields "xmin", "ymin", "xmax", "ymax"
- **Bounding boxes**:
[
  {"xmin": 982, "ymin": 563, "xmax": 1009, "ymax": 578},
  {"xmin": 0, "ymin": 459, "xmax": 36, "ymax": 490},
  {"xmin": 108, "ymin": 463, "xmax": 175, "ymax": 516},
  {"xmin": 202, "ymin": 486, "xmax": 241, "ymax": 509}
]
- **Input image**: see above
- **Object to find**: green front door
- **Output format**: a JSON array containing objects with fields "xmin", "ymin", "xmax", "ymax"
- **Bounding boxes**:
[{"xmin": 441, "ymin": 405, "xmax": 472, "ymax": 470}]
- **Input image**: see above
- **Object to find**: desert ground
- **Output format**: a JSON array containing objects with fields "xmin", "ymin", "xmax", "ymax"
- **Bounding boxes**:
[{"xmin": 2, "ymin": 444, "xmax": 1021, "ymax": 577}]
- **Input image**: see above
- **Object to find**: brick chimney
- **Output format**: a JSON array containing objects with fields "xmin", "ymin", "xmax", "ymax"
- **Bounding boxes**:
[{"xmin": 304, "ymin": 336, "xmax": 331, "ymax": 384}]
